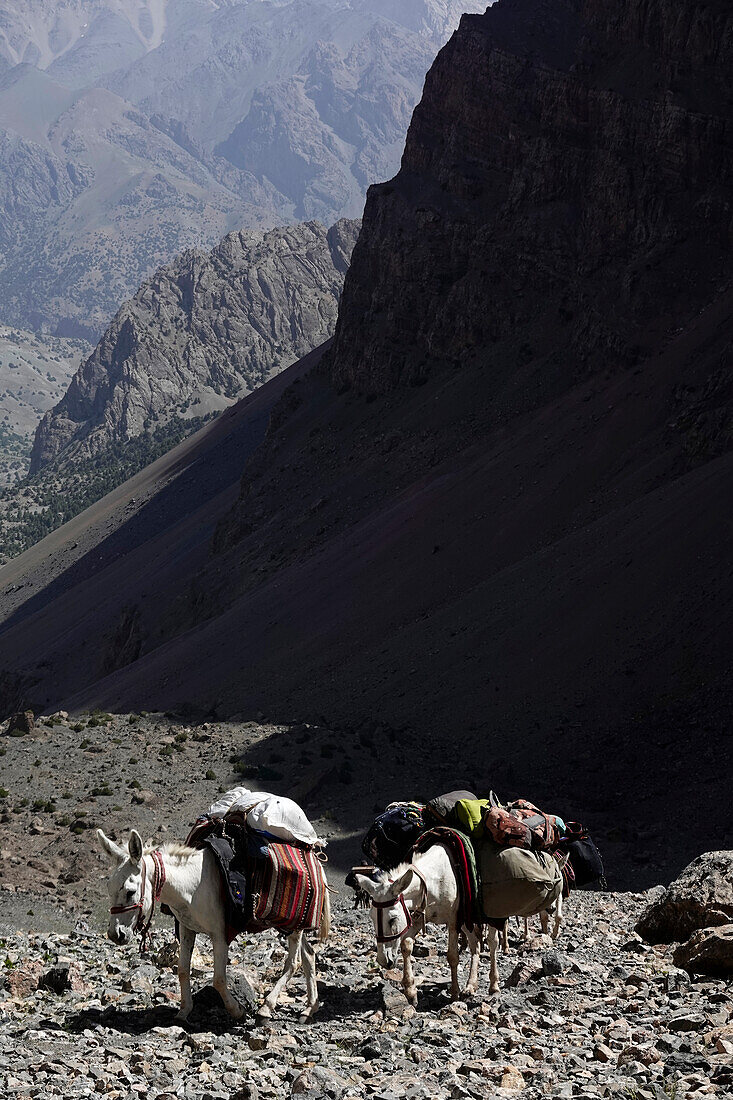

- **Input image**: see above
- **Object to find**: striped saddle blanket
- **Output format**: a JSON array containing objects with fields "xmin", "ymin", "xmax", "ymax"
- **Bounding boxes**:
[{"xmin": 250, "ymin": 841, "xmax": 326, "ymax": 936}]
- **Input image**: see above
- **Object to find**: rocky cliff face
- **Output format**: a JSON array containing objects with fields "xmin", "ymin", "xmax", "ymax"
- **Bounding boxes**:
[
  {"xmin": 30, "ymin": 219, "xmax": 359, "ymax": 473},
  {"xmin": 330, "ymin": 0, "xmax": 733, "ymax": 396},
  {"xmin": 0, "ymin": 0, "xmax": 482, "ymax": 336}
]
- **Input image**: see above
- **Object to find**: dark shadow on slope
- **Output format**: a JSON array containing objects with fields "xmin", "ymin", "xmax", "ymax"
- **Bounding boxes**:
[{"xmin": 0, "ymin": 347, "xmax": 324, "ymax": 640}]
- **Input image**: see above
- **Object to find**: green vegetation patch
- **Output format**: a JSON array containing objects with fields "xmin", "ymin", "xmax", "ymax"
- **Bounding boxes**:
[{"xmin": 0, "ymin": 413, "xmax": 214, "ymax": 562}]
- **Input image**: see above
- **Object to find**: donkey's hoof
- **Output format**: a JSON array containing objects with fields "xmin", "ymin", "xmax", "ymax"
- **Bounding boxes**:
[{"xmin": 298, "ymin": 1001, "xmax": 320, "ymax": 1024}]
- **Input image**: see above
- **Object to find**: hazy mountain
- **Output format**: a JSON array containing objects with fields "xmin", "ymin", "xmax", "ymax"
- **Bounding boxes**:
[
  {"xmin": 31, "ymin": 218, "xmax": 360, "ymax": 472},
  {"xmin": 0, "ymin": 217, "xmax": 358, "ymax": 562},
  {"xmin": 0, "ymin": 0, "xmax": 483, "ymax": 336},
  {"xmin": 0, "ymin": 326, "xmax": 88, "ymax": 487}
]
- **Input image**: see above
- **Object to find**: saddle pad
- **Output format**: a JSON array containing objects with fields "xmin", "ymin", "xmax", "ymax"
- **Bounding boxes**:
[
  {"xmin": 413, "ymin": 826, "xmax": 478, "ymax": 932},
  {"xmin": 252, "ymin": 842, "xmax": 325, "ymax": 935}
]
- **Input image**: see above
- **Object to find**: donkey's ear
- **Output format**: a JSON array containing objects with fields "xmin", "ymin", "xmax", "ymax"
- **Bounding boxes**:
[
  {"xmin": 353, "ymin": 873, "xmax": 378, "ymax": 899},
  {"xmin": 128, "ymin": 829, "xmax": 144, "ymax": 865},
  {"xmin": 390, "ymin": 867, "xmax": 414, "ymax": 897},
  {"xmin": 97, "ymin": 829, "xmax": 126, "ymax": 863}
]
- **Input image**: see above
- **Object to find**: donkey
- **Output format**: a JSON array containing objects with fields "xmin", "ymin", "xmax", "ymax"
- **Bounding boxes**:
[
  {"xmin": 98, "ymin": 827, "xmax": 330, "ymax": 1023},
  {"xmin": 353, "ymin": 843, "xmax": 496, "ymax": 1005}
]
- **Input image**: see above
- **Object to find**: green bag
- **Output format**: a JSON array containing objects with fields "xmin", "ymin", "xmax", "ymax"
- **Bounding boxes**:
[
  {"xmin": 478, "ymin": 837, "xmax": 563, "ymax": 919},
  {"xmin": 454, "ymin": 798, "xmax": 492, "ymax": 839}
]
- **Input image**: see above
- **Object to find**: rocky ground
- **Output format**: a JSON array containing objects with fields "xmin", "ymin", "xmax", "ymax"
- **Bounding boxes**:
[
  {"xmin": 0, "ymin": 712, "xmax": 731, "ymax": 1099},
  {"xmin": 1, "ymin": 892, "xmax": 732, "ymax": 1100}
]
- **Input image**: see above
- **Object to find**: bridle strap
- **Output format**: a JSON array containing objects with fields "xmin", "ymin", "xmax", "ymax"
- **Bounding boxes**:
[
  {"xmin": 373, "ymin": 864, "xmax": 429, "ymax": 943},
  {"xmin": 109, "ymin": 851, "xmax": 166, "ymax": 954}
]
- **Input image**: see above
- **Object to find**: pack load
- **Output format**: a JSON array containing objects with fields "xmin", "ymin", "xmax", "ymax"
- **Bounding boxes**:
[
  {"xmin": 424, "ymin": 790, "xmax": 478, "ymax": 828},
  {"xmin": 559, "ymin": 822, "xmax": 606, "ymax": 888},
  {"xmin": 454, "ymin": 795, "xmax": 563, "ymax": 852},
  {"xmin": 200, "ymin": 786, "xmax": 322, "ymax": 847},
  {"xmin": 185, "ymin": 788, "xmax": 326, "ymax": 940},
  {"xmin": 478, "ymin": 836, "xmax": 564, "ymax": 918},
  {"xmin": 361, "ymin": 802, "xmax": 426, "ymax": 870}
]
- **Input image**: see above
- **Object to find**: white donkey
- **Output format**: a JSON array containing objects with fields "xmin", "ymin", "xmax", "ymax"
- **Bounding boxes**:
[
  {"xmin": 98, "ymin": 827, "xmax": 330, "ymax": 1023},
  {"xmin": 354, "ymin": 844, "xmax": 496, "ymax": 1005}
]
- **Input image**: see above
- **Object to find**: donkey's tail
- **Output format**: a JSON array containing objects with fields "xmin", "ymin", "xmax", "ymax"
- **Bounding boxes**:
[{"xmin": 319, "ymin": 878, "xmax": 332, "ymax": 942}]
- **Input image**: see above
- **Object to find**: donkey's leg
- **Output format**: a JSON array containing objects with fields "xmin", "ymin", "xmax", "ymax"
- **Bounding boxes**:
[
  {"xmin": 259, "ymin": 931, "xmax": 302, "ymax": 1019},
  {"xmin": 212, "ymin": 932, "xmax": 245, "ymax": 1020},
  {"xmin": 463, "ymin": 926, "xmax": 482, "ymax": 998},
  {"xmin": 486, "ymin": 926, "xmax": 500, "ymax": 993},
  {"xmin": 298, "ymin": 935, "xmax": 320, "ymax": 1023},
  {"xmin": 175, "ymin": 925, "xmax": 196, "ymax": 1021},
  {"xmin": 552, "ymin": 894, "xmax": 563, "ymax": 940},
  {"xmin": 501, "ymin": 922, "xmax": 508, "ymax": 953},
  {"xmin": 539, "ymin": 909, "xmax": 549, "ymax": 936},
  {"xmin": 447, "ymin": 924, "xmax": 460, "ymax": 1001},
  {"xmin": 523, "ymin": 916, "xmax": 530, "ymax": 939},
  {"xmin": 401, "ymin": 935, "xmax": 419, "ymax": 1006}
]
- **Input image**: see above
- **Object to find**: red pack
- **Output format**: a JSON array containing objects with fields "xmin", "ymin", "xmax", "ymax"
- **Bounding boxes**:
[{"xmin": 485, "ymin": 799, "xmax": 560, "ymax": 852}]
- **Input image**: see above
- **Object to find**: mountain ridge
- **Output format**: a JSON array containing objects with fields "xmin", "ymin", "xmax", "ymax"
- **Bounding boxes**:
[{"xmin": 0, "ymin": 0, "xmax": 730, "ymax": 880}]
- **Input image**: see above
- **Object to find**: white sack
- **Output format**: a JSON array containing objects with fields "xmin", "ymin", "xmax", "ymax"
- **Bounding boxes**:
[{"xmin": 206, "ymin": 787, "xmax": 321, "ymax": 845}]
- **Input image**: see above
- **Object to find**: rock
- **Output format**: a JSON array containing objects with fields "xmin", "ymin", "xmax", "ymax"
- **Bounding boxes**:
[
  {"xmin": 499, "ymin": 1067, "xmax": 524, "ymax": 1091},
  {"xmin": 6, "ymin": 710, "xmax": 34, "ymax": 735},
  {"xmin": 593, "ymin": 1044, "xmax": 615, "ymax": 1063},
  {"xmin": 664, "ymin": 967, "xmax": 691, "ymax": 992},
  {"xmin": 38, "ymin": 962, "xmax": 73, "ymax": 994},
  {"xmin": 541, "ymin": 950, "xmax": 568, "ymax": 977},
  {"xmin": 506, "ymin": 961, "xmax": 542, "ymax": 988},
  {"xmin": 673, "ymin": 924, "xmax": 733, "ymax": 978},
  {"xmin": 667, "ymin": 1012, "xmax": 707, "ymax": 1032},
  {"xmin": 4, "ymin": 960, "xmax": 43, "ymax": 998},
  {"xmin": 636, "ymin": 853, "xmax": 733, "ymax": 943}
]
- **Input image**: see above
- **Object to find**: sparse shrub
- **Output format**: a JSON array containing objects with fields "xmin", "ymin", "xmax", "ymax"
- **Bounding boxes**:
[
  {"xmin": 129, "ymin": 756, "xmax": 138, "ymax": 764},
  {"xmin": 233, "ymin": 760, "xmax": 257, "ymax": 777},
  {"xmin": 258, "ymin": 765, "xmax": 283, "ymax": 782},
  {"xmin": 128, "ymin": 780, "xmax": 141, "ymax": 789},
  {"xmin": 174, "ymin": 731, "xmax": 188, "ymax": 743},
  {"xmin": 205, "ymin": 769, "xmax": 216, "ymax": 780},
  {"xmin": 91, "ymin": 785, "xmax": 112, "ymax": 797},
  {"xmin": 80, "ymin": 738, "xmax": 91, "ymax": 749},
  {"xmin": 160, "ymin": 745, "xmax": 174, "ymax": 757},
  {"xmin": 0, "ymin": 787, "xmax": 8, "ymax": 798},
  {"xmin": 128, "ymin": 715, "xmax": 139, "ymax": 724},
  {"xmin": 71, "ymin": 723, "xmax": 84, "ymax": 732},
  {"xmin": 7, "ymin": 727, "xmax": 25, "ymax": 737}
]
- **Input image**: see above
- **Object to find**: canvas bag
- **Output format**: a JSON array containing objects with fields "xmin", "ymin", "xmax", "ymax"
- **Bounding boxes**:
[{"xmin": 478, "ymin": 837, "xmax": 563, "ymax": 918}]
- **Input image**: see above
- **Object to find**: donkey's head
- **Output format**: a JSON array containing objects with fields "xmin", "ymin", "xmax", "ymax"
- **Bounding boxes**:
[
  {"xmin": 353, "ymin": 867, "xmax": 416, "ymax": 967},
  {"xmin": 97, "ymin": 828, "xmax": 147, "ymax": 945}
]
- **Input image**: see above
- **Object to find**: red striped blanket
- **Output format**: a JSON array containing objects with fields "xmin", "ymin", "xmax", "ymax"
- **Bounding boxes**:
[{"xmin": 251, "ymin": 841, "xmax": 326, "ymax": 935}]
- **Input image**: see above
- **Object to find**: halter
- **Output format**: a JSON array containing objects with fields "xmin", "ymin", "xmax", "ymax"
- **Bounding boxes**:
[
  {"xmin": 372, "ymin": 865, "xmax": 428, "ymax": 943},
  {"xmin": 110, "ymin": 850, "xmax": 166, "ymax": 954}
]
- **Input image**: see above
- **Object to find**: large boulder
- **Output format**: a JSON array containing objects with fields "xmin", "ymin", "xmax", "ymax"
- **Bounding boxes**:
[
  {"xmin": 673, "ymin": 925, "xmax": 733, "ymax": 978},
  {"xmin": 6, "ymin": 710, "xmax": 34, "ymax": 735},
  {"xmin": 636, "ymin": 852, "xmax": 733, "ymax": 943}
]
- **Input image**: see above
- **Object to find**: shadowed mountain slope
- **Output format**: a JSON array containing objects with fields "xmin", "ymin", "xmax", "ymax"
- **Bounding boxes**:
[{"xmin": 0, "ymin": 0, "xmax": 731, "ymax": 879}]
